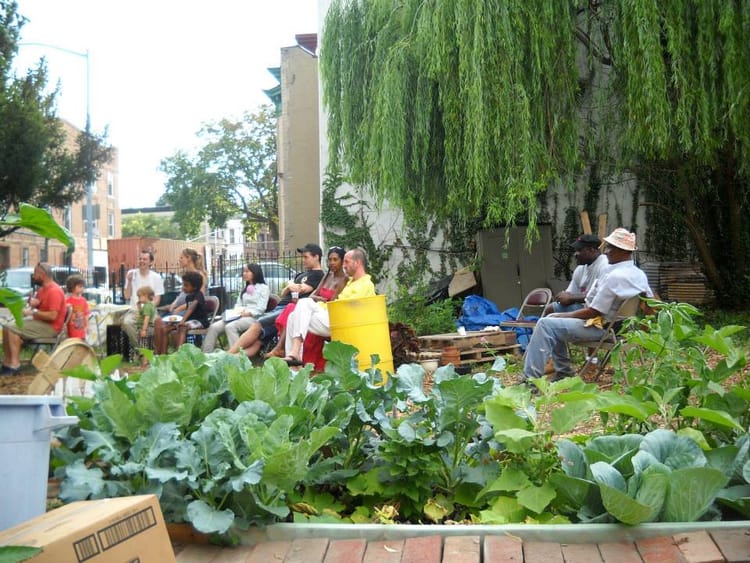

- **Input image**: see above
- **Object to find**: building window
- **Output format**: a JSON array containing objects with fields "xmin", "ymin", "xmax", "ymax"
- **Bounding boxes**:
[
  {"xmin": 108, "ymin": 212, "xmax": 115, "ymax": 237},
  {"xmin": 22, "ymin": 247, "xmax": 29, "ymax": 266},
  {"xmin": 229, "ymin": 229, "xmax": 235, "ymax": 244},
  {"xmin": 63, "ymin": 207, "xmax": 72, "ymax": 230},
  {"xmin": 107, "ymin": 172, "xmax": 114, "ymax": 197}
]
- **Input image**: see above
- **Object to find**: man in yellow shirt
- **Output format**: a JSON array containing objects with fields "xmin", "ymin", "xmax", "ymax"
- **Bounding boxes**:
[{"xmin": 284, "ymin": 247, "xmax": 375, "ymax": 364}]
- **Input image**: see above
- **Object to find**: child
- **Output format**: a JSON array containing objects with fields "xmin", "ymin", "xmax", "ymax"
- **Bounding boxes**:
[
  {"xmin": 65, "ymin": 274, "xmax": 89, "ymax": 340},
  {"xmin": 136, "ymin": 286, "xmax": 156, "ymax": 367},
  {"xmin": 153, "ymin": 271, "xmax": 209, "ymax": 354}
]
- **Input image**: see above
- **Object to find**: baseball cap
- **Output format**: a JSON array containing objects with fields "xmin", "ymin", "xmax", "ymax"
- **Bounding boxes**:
[
  {"xmin": 570, "ymin": 234, "xmax": 601, "ymax": 250},
  {"xmin": 296, "ymin": 243, "xmax": 323, "ymax": 258}
]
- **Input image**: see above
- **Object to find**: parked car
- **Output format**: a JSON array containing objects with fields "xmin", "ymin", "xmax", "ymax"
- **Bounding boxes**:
[
  {"xmin": 222, "ymin": 261, "xmax": 297, "ymax": 297},
  {"xmin": 0, "ymin": 267, "xmax": 34, "ymax": 299}
]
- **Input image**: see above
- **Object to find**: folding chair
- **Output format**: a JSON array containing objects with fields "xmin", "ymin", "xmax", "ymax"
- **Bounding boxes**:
[
  {"xmin": 186, "ymin": 295, "xmax": 220, "ymax": 347},
  {"xmin": 568, "ymin": 293, "xmax": 644, "ymax": 379},
  {"xmin": 499, "ymin": 287, "xmax": 553, "ymax": 330},
  {"xmin": 28, "ymin": 305, "xmax": 73, "ymax": 357}
]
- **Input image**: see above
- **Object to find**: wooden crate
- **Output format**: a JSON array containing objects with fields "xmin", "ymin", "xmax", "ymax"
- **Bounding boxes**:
[{"xmin": 418, "ymin": 330, "xmax": 516, "ymax": 350}]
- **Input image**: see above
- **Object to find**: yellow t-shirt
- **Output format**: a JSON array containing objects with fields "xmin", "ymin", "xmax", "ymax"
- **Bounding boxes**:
[{"xmin": 319, "ymin": 274, "xmax": 376, "ymax": 310}]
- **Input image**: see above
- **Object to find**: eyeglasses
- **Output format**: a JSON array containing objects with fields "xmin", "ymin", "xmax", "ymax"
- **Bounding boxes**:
[{"xmin": 329, "ymin": 246, "xmax": 344, "ymax": 252}]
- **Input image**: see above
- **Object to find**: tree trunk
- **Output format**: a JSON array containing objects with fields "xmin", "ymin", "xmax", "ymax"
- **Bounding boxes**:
[{"xmin": 675, "ymin": 166, "xmax": 723, "ymax": 295}]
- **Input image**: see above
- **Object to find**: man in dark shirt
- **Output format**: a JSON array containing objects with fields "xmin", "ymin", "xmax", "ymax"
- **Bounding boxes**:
[{"xmin": 226, "ymin": 243, "xmax": 324, "ymax": 357}]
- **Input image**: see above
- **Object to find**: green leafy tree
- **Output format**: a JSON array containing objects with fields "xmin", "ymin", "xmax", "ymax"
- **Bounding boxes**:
[
  {"xmin": 158, "ymin": 106, "xmax": 278, "ymax": 240},
  {"xmin": 321, "ymin": 0, "xmax": 750, "ymax": 303},
  {"xmin": 121, "ymin": 212, "xmax": 184, "ymax": 239},
  {"xmin": 0, "ymin": 0, "xmax": 112, "ymax": 232}
]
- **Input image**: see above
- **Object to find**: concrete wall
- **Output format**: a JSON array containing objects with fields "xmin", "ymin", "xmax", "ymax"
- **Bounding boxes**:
[{"xmin": 277, "ymin": 44, "xmax": 321, "ymax": 253}]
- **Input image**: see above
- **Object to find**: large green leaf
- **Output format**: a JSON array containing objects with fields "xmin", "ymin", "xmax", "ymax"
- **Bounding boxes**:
[
  {"xmin": 716, "ymin": 485, "xmax": 750, "ymax": 518},
  {"xmin": 517, "ymin": 482, "xmax": 557, "ymax": 514},
  {"xmin": 598, "ymin": 483, "xmax": 654, "ymax": 525},
  {"xmin": 186, "ymin": 500, "xmax": 235, "ymax": 534},
  {"xmin": 551, "ymin": 401, "xmax": 596, "ymax": 434},
  {"xmin": 634, "ymin": 464, "xmax": 670, "ymax": 522},
  {"xmin": 594, "ymin": 393, "xmax": 658, "ymax": 420},
  {"xmin": 680, "ymin": 406, "xmax": 744, "ymax": 431},
  {"xmin": 549, "ymin": 473, "xmax": 600, "ymax": 513},
  {"xmin": 557, "ymin": 439, "xmax": 587, "ymax": 478},
  {"xmin": 640, "ymin": 429, "xmax": 706, "ymax": 470},
  {"xmin": 484, "ymin": 400, "xmax": 527, "ymax": 431},
  {"xmin": 2, "ymin": 204, "xmax": 75, "ymax": 250},
  {"xmin": 99, "ymin": 381, "xmax": 141, "ymax": 442},
  {"xmin": 662, "ymin": 467, "xmax": 729, "ymax": 521},
  {"xmin": 395, "ymin": 363, "xmax": 430, "ymax": 403}
]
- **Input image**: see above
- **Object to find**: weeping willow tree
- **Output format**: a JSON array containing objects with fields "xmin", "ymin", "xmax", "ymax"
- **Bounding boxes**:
[
  {"xmin": 321, "ymin": 0, "xmax": 750, "ymax": 303},
  {"xmin": 321, "ymin": 0, "xmax": 581, "ymax": 235}
]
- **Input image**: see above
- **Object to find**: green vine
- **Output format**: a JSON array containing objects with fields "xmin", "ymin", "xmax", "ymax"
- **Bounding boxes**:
[{"xmin": 320, "ymin": 168, "xmax": 392, "ymax": 282}]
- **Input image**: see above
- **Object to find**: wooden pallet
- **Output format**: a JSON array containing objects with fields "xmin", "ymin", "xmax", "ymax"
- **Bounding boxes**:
[
  {"xmin": 453, "ymin": 344, "xmax": 521, "ymax": 365},
  {"xmin": 418, "ymin": 330, "xmax": 516, "ymax": 350}
]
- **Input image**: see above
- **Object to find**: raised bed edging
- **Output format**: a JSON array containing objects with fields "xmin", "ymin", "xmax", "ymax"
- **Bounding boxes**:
[{"xmin": 238, "ymin": 521, "xmax": 750, "ymax": 546}]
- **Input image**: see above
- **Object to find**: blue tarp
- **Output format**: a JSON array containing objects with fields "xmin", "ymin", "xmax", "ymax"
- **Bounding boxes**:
[{"xmin": 456, "ymin": 295, "xmax": 537, "ymax": 351}]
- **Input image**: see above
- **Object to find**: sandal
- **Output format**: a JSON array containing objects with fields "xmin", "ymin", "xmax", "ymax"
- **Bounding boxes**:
[
  {"xmin": 264, "ymin": 349, "xmax": 285, "ymax": 359},
  {"xmin": 283, "ymin": 356, "xmax": 303, "ymax": 367}
]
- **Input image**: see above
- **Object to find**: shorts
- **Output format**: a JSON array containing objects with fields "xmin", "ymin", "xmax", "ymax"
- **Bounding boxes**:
[
  {"xmin": 183, "ymin": 319, "xmax": 204, "ymax": 329},
  {"xmin": 7, "ymin": 319, "xmax": 59, "ymax": 340}
]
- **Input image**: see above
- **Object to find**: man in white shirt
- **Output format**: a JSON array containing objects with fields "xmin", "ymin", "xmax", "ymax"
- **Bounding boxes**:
[
  {"xmin": 548, "ymin": 234, "xmax": 609, "ymax": 313},
  {"xmin": 121, "ymin": 251, "xmax": 165, "ymax": 350},
  {"xmin": 522, "ymin": 228, "xmax": 653, "ymax": 383}
]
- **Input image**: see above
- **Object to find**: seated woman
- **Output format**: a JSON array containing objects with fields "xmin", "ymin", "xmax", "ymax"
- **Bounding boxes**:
[
  {"xmin": 201, "ymin": 263, "xmax": 269, "ymax": 353},
  {"xmin": 265, "ymin": 247, "xmax": 347, "ymax": 359},
  {"xmin": 153, "ymin": 271, "xmax": 209, "ymax": 354},
  {"xmin": 280, "ymin": 247, "xmax": 349, "ymax": 364}
]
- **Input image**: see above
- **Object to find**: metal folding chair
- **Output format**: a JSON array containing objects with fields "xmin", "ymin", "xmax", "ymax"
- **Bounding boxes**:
[
  {"xmin": 568, "ymin": 294, "xmax": 644, "ymax": 379},
  {"xmin": 28, "ymin": 305, "xmax": 73, "ymax": 357},
  {"xmin": 186, "ymin": 295, "xmax": 220, "ymax": 347},
  {"xmin": 499, "ymin": 287, "xmax": 553, "ymax": 330}
]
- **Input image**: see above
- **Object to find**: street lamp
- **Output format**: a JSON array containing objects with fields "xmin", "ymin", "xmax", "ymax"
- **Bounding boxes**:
[{"xmin": 18, "ymin": 42, "xmax": 95, "ymax": 278}]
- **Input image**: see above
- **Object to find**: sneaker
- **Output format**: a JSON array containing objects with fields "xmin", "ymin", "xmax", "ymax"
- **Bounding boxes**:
[
  {"xmin": 0, "ymin": 364, "xmax": 21, "ymax": 376},
  {"xmin": 548, "ymin": 372, "xmax": 573, "ymax": 383}
]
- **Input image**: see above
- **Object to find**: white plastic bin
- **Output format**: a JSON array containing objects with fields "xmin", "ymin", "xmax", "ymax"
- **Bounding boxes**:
[{"xmin": 0, "ymin": 395, "xmax": 78, "ymax": 531}]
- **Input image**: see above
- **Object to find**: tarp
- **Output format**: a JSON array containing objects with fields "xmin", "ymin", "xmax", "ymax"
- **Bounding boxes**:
[{"xmin": 457, "ymin": 295, "xmax": 537, "ymax": 351}]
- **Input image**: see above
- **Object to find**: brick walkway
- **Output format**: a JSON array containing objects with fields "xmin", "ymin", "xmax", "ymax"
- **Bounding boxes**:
[{"xmin": 175, "ymin": 529, "xmax": 750, "ymax": 562}]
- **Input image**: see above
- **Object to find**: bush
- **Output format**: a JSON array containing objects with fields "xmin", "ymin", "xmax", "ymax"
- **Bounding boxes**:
[{"xmin": 388, "ymin": 286, "xmax": 462, "ymax": 336}]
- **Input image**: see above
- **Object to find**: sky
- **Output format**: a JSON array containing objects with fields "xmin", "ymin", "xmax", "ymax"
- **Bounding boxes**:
[{"xmin": 13, "ymin": 1, "xmax": 320, "ymax": 209}]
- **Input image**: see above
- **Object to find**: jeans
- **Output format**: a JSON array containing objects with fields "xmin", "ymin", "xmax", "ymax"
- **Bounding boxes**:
[
  {"xmin": 522, "ymin": 316, "xmax": 605, "ymax": 380},
  {"xmin": 202, "ymin": 316, "xmax": 257, "ymax": 352}
]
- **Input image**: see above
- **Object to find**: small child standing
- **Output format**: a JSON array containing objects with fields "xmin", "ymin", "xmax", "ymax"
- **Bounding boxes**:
[
  {"xmin": 136, "ymin": 286, "xmax": 156, "ymax": 367},
  {"xmin": 65, "ymin": 274, "xmax": 89, "ymax": 340}
]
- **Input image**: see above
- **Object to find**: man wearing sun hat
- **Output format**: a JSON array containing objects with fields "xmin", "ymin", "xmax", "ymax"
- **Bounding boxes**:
[
  {"xmin": 521, "ymin": 227, "xmax": 653, "ymax": 384},
  {"xmin": 548, "ymin": 233, "xmax": 609, "ymax": 314}
]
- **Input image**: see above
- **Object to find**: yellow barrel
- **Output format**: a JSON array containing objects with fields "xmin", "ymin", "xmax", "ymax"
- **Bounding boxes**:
[{"xmin": 328, "ymin": 294, "xmax": 394, "ymax": 374}]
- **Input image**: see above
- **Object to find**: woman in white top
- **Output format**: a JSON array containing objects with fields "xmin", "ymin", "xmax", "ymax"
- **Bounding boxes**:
[{"xmin": 201, "ymin": 263, "xmax": 270, "ymax": 352}]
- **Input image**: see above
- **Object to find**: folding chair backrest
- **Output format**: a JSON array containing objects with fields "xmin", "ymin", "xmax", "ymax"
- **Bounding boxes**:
[
  {"xmin": 518, "ymin": 288, "xmax": 553, "ymax": 320},
  {"xmin": 204, "ymin": 295, "xmax": 220, "ymax": 324},
  {"xmin": 608, "ymin": 293, "xmax": 644, "ymax": 323}
]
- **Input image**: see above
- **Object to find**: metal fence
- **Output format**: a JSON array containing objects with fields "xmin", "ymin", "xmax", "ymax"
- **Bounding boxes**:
[{"xmin": 109, "ymin": 251, "xmax": 305, "ymax": 307}]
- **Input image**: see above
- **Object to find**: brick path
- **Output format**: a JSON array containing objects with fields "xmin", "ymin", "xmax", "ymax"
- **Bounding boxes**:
[{"xmin": 175, "ymin": 529, "xmax": 750, "ymax": 562}]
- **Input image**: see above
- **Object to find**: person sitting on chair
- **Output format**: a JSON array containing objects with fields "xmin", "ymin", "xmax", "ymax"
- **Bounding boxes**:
[
  {"xmin": 521, "ymin": 228, "xmax": 653, "ymax": 384},
  {"xmin": 2, "ymin": 262, "xmax": 67, "ymax": 375},
  {"xmin": 153, "ymin": 271, "xmax": 209, "ymax": 354},
  {"xmin": 227, "ymin": 243, "xmax": 325, "ymax": 358},
  {"xmin": 265, "ymin": 246, "xmax": 348, "ymax": 359},
  {"xmin": 547, "ymin": 234, "xmax": 609, "ymax": 314},
  {"xmin": 121, "ymin": 251, "xmax": 164, "ymax": 352},
  {"xmin": 201, "ymin": 263, "xmax": 270, "ymax": 353},
  {"xmin": 283, "ymin": 247, "xmax": 376, "ymax": 365}
]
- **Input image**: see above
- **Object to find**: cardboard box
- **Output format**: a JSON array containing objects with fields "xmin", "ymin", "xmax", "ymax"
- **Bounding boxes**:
[{"xmin": 0, "ymin": 495, "xmax": 175, "ymax": 563}]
